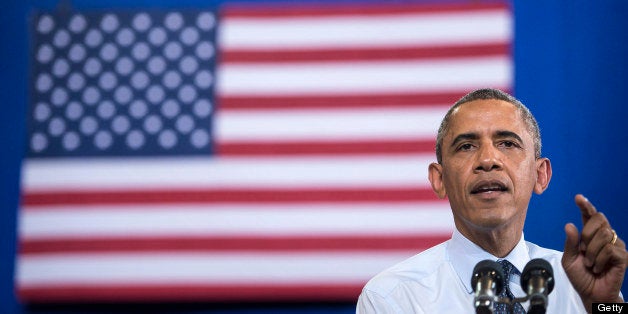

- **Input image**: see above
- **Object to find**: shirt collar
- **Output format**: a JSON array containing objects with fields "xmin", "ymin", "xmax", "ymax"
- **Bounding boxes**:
[{"xmin": 447, "ymin": 228, "xmax": 530, "ymax": 293}]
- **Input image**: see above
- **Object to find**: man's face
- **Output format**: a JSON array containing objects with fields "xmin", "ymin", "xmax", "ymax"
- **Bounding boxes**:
[{"xmin": 429, "ymin": 99, "xmax": 550, "ymax": 233}]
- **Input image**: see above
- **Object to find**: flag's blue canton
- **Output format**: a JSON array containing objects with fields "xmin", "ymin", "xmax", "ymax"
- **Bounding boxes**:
[{"xmin": 28, "ymin": 10, "xmax": 217, "ymax": 157}]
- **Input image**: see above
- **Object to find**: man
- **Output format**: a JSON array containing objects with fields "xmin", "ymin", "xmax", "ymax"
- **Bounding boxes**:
[{"xmin": 356, "ymin": 88, "xmax": 627, "ymax": 313}]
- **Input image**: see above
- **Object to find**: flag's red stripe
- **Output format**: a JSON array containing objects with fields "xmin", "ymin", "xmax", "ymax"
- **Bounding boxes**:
[
  {"xmin": 18, "ymin": 284, "xmax": 363, "ymax": 302},
  {"xmin": 218, "ymin": 91, "xmax": 466, "ymax": 110},
  {"xmin": 223, "ymin": 2, "xmax": 508, "ymax": 18},
  {"xmin": 222, "ymin": 43, "xmax": 510, "ymax": 63},
  {"xmin": 23, "ymin": 188, "xmax": 439, "ymax": 207},
  {"xmin": 217, "ymin": 139, "xmax": 435, "ymax": 156},
  {"xmin": 20, "ymin": 235, "xmax": 449, "ymax": 254}
]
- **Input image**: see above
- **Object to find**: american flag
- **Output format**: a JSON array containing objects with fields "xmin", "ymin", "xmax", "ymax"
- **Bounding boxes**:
[{"xmin": 17, "ymin": 1, "xmax": 512, "ymax": 302}]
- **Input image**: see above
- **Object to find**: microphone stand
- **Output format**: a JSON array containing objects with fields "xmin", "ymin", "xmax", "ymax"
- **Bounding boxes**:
[
  {"xmin": 495, "ymin": 295, "xmax": 529, "ymax": 312},
  {"xmin": 486, "ymin": 292, "xmax": 546, "ymax": 313}
]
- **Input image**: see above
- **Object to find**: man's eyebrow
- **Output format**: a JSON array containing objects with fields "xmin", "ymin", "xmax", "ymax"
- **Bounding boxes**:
[
  {"xmin": 450, "ymin": 131, "xmax": 524, "ymax": 148},
  {"xmin": 495, "ymin": 130, "xmax": 524, "ymax": 143},
  {"xmin": 450, "ymin": 133, "xmax": 479, "ymax": 148}
]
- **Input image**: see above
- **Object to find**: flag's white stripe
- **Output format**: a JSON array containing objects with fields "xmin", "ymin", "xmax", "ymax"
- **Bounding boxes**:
[
  {"xmin": 23, "ymin": 154, "xmax": 436, "ymax": 191},
  {"xmin": 216, "ymin": 106, "xmax": 446, "ymax": 142},
  {"xmin": 221, "ymin": 10, "xmax": 510, "ymax": 50},
  {"xmin": 20, "ymin": 202, "xmax": 452, "ymax": 239},
  {"xmin": 217, "ymin": 57, "xmax": 511, "ymax": 96},
  {"xmin": 17, "ymin": 252, "xmax": 416, "ymax": 285}
]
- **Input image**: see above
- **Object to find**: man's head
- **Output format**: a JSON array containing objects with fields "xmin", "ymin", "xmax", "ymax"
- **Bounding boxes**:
[
  {"xmin": 435, "ymin": 88, "xmax": 542, "ymax": 164},
  {"xmin": 428, "ymin": 89, "xmax": 552, "ymax": 244}
]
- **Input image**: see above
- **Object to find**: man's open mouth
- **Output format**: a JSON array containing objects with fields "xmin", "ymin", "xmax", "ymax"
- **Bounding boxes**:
[{"xmin": 470, "ymin": 180, "xmax": 508, "ymax": 194}]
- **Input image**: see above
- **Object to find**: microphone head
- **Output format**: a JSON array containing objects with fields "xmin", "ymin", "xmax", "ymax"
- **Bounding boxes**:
[
  {"xmin": 521, "ymin": 258, "xmax": 555, "ymax": 294},
  {"xmin": 471, "ymin": 259, "xmax": 505, "ymax": 295}
]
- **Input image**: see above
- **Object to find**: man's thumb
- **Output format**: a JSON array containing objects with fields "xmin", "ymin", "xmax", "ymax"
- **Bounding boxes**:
[{"xmin": 562, "ymin": 223, "xmax": 580, "ymax": 266}]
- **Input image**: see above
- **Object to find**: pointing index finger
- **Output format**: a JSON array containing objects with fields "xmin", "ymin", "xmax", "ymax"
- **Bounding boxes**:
[{"xmin": 575, "ymin": 194, "xmax": 597, "ymax": 224}]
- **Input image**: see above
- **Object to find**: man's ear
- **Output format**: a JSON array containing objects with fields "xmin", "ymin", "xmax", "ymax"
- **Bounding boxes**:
[
  {"xmin": 428, "ymin": 162, "xmax": 447, "ymax": 199},
  {"xmin": 533, "ymin": 157, "xmax": 552, "ymax": 194}
]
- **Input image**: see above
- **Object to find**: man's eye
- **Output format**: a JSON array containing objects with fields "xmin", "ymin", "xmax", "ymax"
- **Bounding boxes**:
[
  {"xmin": 500, "ymin": 141, "xmax": 518, "ymax": 148},
  {"xmin": 458, "ymin": 143, "xmax": 474, "ymax": 151}
]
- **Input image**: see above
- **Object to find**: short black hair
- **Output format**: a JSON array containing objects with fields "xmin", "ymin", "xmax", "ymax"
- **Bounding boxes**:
[{"xmin": 435, "ymin": 88, "xmax": 542, "ymax": 164}]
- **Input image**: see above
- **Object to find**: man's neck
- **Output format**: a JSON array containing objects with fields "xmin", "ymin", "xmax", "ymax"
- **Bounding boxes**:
[{"xmin": 455, "ymin": 222, "xmax": 523, "ymax": 258}]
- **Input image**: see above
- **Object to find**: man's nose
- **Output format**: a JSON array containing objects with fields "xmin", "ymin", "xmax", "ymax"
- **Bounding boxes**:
[{"xmin": 474, "ymin": 144, "xmax": 503, "ymax": 172}]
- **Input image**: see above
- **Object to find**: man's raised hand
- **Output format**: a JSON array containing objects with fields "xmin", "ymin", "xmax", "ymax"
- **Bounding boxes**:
[{"xmin": 562, "ymin": 194, "xmax": 627, "ymax": 312}]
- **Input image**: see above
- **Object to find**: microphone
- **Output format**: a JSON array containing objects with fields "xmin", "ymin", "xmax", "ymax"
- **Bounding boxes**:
[
  {"xmin": 521, "ymin": 258, "xmax": 554, "ymax": 314},
  {"xmin": 471, "ymin": 259, "xmax": 505, "ymax": 314}
]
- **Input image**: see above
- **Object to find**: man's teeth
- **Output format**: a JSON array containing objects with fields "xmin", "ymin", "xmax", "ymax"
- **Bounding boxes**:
[{"xmin": 474, "ymin": 185, "xmax": 505, "ymax": 193}]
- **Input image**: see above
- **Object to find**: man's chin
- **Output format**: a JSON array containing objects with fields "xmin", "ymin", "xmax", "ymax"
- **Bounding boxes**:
[
  {"xmin": 475, "ymin": 218, "xmax": 510, "ymax": 230},
  {"xmin": 462, "ymin": 210, "xmax": 516, "ymax": 230}
]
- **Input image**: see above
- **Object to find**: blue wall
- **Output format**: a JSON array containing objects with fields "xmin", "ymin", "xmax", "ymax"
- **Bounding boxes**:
[
  {"xmin": 515, "ymin": 0, "xmax": 628, "ymax": 294},
  {"xmin": 2, "ymin": 0, "xmax": 627, "ymax": 313}
]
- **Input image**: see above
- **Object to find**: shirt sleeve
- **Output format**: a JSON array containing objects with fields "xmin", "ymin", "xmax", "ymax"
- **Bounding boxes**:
[
  {"xmin": 356, "ymin": 289, "xmax": 412, "ymax": 314},
  {"xmin": 356, "ymin": 290, "xmax": 391, "ymax": 314}
]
